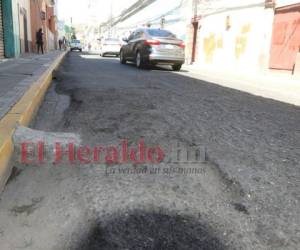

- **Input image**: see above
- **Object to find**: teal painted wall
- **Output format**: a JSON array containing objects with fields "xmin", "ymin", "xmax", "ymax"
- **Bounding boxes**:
[
  {"xmin": 11, "ymin": 0, "xmax": 20, "ymax": 56},
  {"xmin": 2, "ymin": 0, "xmax": 19, "ymax": 57}
]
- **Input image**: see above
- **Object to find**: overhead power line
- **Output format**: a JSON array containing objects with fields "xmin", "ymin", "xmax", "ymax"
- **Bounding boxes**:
[
  {"xmin": 116, "ymin": 0, "xmax": 187, "ymax": 30},
  {"xmin": 113, "ymin": 0, "xmax": 156, "ymax": 25},
  {"xmin": 101, "ymin": 0, "xmax": 157, "ymax": 29},
  {"xmin": 138, "ymin": 0, "xmax": 184, "ymax": 26}
]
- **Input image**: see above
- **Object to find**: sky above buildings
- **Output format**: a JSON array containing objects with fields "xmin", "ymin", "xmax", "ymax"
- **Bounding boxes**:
[
  {"xmin": 57, "ymin": 0, "xmax": 183, "ymax": 25},
  {"xmin": 57, "ymin": 0, "xmax": 139, "ymax": 24}
]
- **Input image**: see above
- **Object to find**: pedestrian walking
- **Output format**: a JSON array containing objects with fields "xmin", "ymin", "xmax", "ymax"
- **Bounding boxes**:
[
  {"xmin": 36, "ymin": 28, "xmax": 44, "ymax": 54},
  {"xmin": 62, "ymin": 36, "xmax": 67, "ymax": 51},
  {"xmin": 58, "ymin": 39, "xmax": 63, "ymax": 50}
]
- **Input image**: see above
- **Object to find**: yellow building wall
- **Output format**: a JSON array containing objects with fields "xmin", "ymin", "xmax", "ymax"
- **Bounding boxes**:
[{"xmin": 192, "ymin": 5, "xmax": 274, "ymax": 74}]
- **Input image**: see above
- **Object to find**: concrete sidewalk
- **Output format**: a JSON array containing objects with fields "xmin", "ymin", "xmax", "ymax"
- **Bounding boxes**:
[
  {"xmin": 0, "ymin": 51, "xmax": 67, "ymax": 191},
  {"xmin": 181, "ymin": 64, "xmax": 300, "ymax": 106},
  {"xmin": 0, "ymin": 51, "xmax": 65, "ymax": 120}
]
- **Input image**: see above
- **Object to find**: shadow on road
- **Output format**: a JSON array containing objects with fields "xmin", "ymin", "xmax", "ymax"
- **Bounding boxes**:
[
  {"xmin": 121, "ymin": 60, "xmax": 189, "ymax": 72},
  {"xmin": 74, "ymin": 210, "xmax": 227, "ymax": 250},
  {"xmin": 78, "ymin": 51, "xmax": 189, "ymax": 72}
]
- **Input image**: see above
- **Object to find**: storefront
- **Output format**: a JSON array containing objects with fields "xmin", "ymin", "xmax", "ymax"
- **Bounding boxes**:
[{"xmin": 269, "ymin": 2, "xmax": 300, "ymax": 71}]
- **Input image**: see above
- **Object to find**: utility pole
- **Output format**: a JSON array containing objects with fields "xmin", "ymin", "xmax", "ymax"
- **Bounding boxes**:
[
  {"xmin": 160, "ymin": 16, "xmax": 165, "ymax": 29},
  {"xmin": 192, "ymin": 0, "xmax": 198, "ymax": 18},
  {"xmin": 191, "ymin": 0, "xmax": 199, "ymax": 64},
  {"xmin": 109, "ymin": 0, "xmax": 114, "ymax": 37}
]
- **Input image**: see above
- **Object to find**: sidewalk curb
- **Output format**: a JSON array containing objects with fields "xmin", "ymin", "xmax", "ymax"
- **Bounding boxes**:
[{"xmin": 0, "ymin": 51, "xmax": 68, "ymax": 192}]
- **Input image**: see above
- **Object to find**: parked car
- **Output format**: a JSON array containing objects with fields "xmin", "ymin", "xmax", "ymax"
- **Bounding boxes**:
[
  {"xmin": 70, "ymin": 40, "xmax": 82, "ymax": 52},
  {"xmin": 100, "ymin": 38, "xmax": 121, "ymax": 57},
  {"xmin": 120, "ymin": 28, "xmax": 185, "ymax": 71}
]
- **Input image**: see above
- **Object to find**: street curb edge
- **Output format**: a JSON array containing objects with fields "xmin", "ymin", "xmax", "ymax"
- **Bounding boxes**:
[{"xmin": 0, "ymin": 51, "xmax": 68, "ymax": 192}]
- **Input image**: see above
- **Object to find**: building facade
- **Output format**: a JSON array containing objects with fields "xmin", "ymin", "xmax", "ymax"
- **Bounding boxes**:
[
  {"xmin": 2, "ymin": 0, "xmax": 32, "ymax": 58},
  {"xmin": 30, "ymin": 0, "xmax": 57, "ymax": 53},
  {"xmin": 15, "ymin": 0, "xmax": 32, "ymax": 54},
  {"xmin": 1, "ymin": 0, "xmax": 57, "ymax": 58},
  {"xmin": 186, "ymin": 0, "xmax": 275, "ymax": 74},
  {"xmin": 186, "ymin": 0, "xmax": 300, "ymax": 75}
]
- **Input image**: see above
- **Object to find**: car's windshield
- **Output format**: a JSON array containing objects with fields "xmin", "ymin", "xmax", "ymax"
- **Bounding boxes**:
[{"xmin": 147, "ymin": 29, "xmax": 176, "ymax": 38}]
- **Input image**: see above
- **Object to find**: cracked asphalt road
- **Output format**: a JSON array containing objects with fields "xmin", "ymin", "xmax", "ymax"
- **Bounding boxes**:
[{"xmin": 0, "ymin": 52, "xmax": 299, "ymax": 250}]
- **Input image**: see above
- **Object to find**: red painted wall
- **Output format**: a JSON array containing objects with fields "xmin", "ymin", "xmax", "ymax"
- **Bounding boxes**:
[{"xmin": 269, "ymin": 4, "xmax": 300, "ymax": 70}]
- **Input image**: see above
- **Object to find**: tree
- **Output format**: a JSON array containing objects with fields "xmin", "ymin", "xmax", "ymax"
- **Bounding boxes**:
[{"xmin": 64, "ymin": 25, "xmax": 77, "ymax": 40}]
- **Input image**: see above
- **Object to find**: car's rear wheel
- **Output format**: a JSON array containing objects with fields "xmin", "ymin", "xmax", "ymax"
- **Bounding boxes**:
[
  {"xmin": 172, "ymin": 64, "xmax": 182, "ymax": 71},
  {"xmin": 120, "ymin": 50, "xmax": 126, "ymax": 64},
  {"xmin": 136, "ymin": 51, "xmax": 146, "ymax": 69}
]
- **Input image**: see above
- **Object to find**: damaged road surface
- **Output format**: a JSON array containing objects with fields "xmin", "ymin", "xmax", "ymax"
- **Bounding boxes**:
[{"xmin": 0, "ymin": 52, "xmax": 299, "ymax": 250}]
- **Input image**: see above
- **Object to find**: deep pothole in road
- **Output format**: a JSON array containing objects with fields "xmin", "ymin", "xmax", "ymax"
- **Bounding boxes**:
[{"xmin": 75, "ymin": 210, "xmax": 227, "ymax": 250}]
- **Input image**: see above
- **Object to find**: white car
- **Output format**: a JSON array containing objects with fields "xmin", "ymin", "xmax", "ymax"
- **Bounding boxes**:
[
  {"xmin": 70, "ymin": 40, "xmax": 82, "ymax": 52},
  {"xmin": 100, "ymin": 38, "xmax": 121, "ymax": 57}
]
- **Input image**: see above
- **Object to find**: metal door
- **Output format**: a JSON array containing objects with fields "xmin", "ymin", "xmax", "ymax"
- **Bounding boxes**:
[{"xmin": 269, "ymin": 5, "xmax": 300, "ymax": 70}]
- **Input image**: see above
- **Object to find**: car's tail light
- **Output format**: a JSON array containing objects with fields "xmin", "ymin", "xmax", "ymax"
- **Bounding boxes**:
[
  {"xmin": 179, "ymin": 42, "xmax": 185, "ymax": 49},
  {"xmin": 144, "ymin": 40, "xmax": 160, "ymax": 46}
]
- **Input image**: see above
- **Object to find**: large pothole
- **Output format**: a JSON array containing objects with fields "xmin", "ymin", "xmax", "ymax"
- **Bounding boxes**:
[{"xmin": 74, "ymin": 210, "xmax": 228, "ymax": 250}]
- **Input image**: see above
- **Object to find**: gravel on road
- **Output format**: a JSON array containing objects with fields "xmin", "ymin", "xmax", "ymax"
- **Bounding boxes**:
[{"xmin": 0, "ymin": 52, "xmax": 299, "ymax": 250}]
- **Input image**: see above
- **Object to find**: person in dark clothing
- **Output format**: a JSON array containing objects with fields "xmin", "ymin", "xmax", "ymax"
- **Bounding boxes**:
[
  {"xmin": 36, "ymin": 28, "xmax": 44, "ymax": 54},
  {"xmin": 58, "ymin": 39, "xmax": 63, "ymax": 50},
  {"xmin": 62, "ymin": 36, "xmax": 67, "ymax": 50}
]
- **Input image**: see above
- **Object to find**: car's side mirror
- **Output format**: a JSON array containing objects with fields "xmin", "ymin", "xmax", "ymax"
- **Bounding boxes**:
[{"xmin": 122, "ymin": 38, "xmax": 129, "ymax": 43}]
